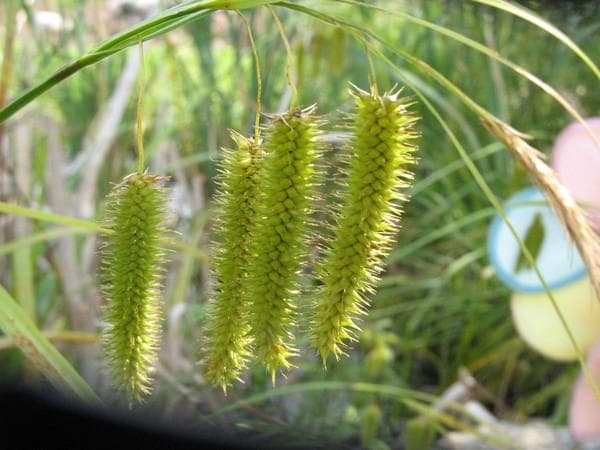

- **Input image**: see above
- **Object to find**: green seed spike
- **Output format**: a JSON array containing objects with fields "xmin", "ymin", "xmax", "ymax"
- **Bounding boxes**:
[
  {"xmin": 312, "ymin": 86, "xmax": 418, "ymax": 363},
  {"xmin": 247, "ymin": 106, "xmax": 320, "ymax": 380},
  {"xmin": 101, "ymin": 172, "xmax": 168, "ymax": 404},
  {"xmin": 202, "ymin": 132, "xmax": 263, "ymax": 392}
]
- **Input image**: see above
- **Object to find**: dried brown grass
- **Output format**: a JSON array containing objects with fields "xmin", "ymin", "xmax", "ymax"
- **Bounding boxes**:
[{"xmin": 482, "ymin": 116, "xmax": 600, "ymax": 300}]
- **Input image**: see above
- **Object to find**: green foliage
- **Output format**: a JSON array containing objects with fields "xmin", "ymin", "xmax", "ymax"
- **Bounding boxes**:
[
  {"xmin": 247, "ymin": 107, "xmax": 320, "ymax": 378},
  {"xmin": 101, "ymin": 172, "xmax": 168, "ymax": 404},
  {"xmin": 1, "ymin": 0, "xmax": 599, "ymax": 445},
  {"xmin": 202, "ymin": 132, "xmax": 263, "ymax": 391},
  {"xmin": 312, "ymin": 87, "xmax": 417, "ymax": 362},
  {"xmin": 0, "ymin": 284, "xmax": 101, "ymax": 405},
  {"xmin": 404, "ymin": 416, "xmax": 437, "ymax": 450},
  {"xmin": 514, "ymin": 212, "xmax": 545, "ymax": 272},
  {"xmin": 360, "ymin": 402, "xmax": 383, "ymax": 448}
]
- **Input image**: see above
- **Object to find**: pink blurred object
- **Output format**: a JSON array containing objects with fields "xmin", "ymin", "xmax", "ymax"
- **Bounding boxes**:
[
  {"xmin": 551, "ymin": 117, "xmax": 600, "ymax": 232},
  {"xmin": 569, "ymin": 336, "xmax": 600, "ymax": 441}
]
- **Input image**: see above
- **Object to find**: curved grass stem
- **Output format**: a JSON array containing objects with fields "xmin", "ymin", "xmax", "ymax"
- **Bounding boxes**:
[
  {"xmin": 268, "ymin": 5, "xmax": 298, "ymax": 108},
  {"xmin": 0, "ymin": 201, "xmax": 208, "ymax": 262},
  {"xmin": 136, "ymin": 42, "xmax": 146, "ymax": 173},
  {"xmin": 0, "ymin": 1, "xmax": 282, "ymax": 124},
  {"xmin": 237, "ymin": 11, "xmax": 263, "ymax": 141}
]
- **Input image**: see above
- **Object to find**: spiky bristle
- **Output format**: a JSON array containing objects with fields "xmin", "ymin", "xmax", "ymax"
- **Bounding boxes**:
[
  {"xmin": 101, "ymin": 172, "xmax": 168, "ymax": 404},
  {"xmin": 311, "ymin": 87, "xmax": 418, "ymax": 363},
  {"xmin": 247, "ymin": 106, "xmax": 321, "ymax": 379},
  {"xmin": 202, "ymin": 132, "xmax": 263, "ymax": 392}
]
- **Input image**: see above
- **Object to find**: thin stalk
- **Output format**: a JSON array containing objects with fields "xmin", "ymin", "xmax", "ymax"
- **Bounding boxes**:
[
  {"xmin": 0, "ymin": 201, "xmax": 108, "ymax": 232},
  {"xmin": 0, "ymin": 201, "xmax": 208, "ymax": 262},
  {"xmin": 0, "ymin": 331, "xmax": 101, "ymax": 351},
  {"xmin": 0, "ymin": 228, "xmax": 94, "ymax": 257},
  {"xmin": 472, "ymin": 0, "xmax": 600, "ymax": 79},
  {"xmin": 237, "ymin": 11, "xmax": 263, "ymax": 141},
  {"xmin": 136, "ymin": 41, "xmax": 146, "ymax": 173},
  {"xmin": 268, "ymin": 5, "xmax": 298, "ymax": 108},
  {"xmin": 364, "ymin": 43, "xmax": 378, "ymax": 93},
  {"xmin": 210, "ymin": 381, "xmax": 436, "ymax": 419}
]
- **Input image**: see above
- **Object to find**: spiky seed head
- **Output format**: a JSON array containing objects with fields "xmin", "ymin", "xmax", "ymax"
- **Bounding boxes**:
[
  {"xmin": 202, "ymin": 133, "xmax": 263, "ymax": 392},
  {"xmin": 311, "ymin": 86, "xmax": 418, "ymax": 363},
  {"xmin": 247, "ymin": 107, "xmax": 321, "ymax": 380},
  {"xmin": 101, "ymin": 172, "xmax": 168, "ymax": 404}
]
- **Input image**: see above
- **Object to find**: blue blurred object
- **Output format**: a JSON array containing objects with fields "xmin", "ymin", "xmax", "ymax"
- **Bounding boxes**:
[{"xmin": 487, "ymin": 187, "xmax": 587, "ymax": 292}]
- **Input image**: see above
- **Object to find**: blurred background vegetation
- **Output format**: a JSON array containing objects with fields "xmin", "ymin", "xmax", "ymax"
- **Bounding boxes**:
[{"xmin": 0, "ymin": 0, "xmax": 598, "ymax": 448}]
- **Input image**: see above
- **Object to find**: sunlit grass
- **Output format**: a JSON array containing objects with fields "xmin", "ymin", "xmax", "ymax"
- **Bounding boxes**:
[{"xmin": 0, "ymin": 0, "xmax": 598, "ymax": 446}]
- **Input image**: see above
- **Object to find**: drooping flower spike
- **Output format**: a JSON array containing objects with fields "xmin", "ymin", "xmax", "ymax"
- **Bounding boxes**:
[
  {"xmin": 247, "ymin": 106, "xmax": 321, "ymax": 380},
  {"xmin": 101, "ymin": 172, "xmax": 169, "ymax": 404},
  {"xmin": 311, "ymin": 86, "xmax": 418, "ymax": 363},
  {"xmin": 202, "ymin": 132, "xmax": 264, "ymax": 391}
]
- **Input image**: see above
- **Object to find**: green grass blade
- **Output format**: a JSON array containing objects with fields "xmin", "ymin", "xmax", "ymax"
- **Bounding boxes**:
[
  {"xmin": 388, "ymin": 208, "xmax": 496, "ymax": 263},
  {"xmin": 0, "ymin": 228, "xmax": 95, "ymax": 257},
  {"xmin": 331, "ymin": 0, "xmax": 600, "ymax": 150},
  {"xmin": 272, "ymin": 3, "xmax": 600, "ymax": 402},
  {"xmin": 395, "ymin": 68, "xmax": 481, "ymax": 150},
  {"xmin": 402, "ymin": 398, "xmax": 513, "ymax": 449},
  {"xmin": 283, "ymin": 2, "xmax": 600, "ymax": 154},
  {"xmin": 277, "ymin": 3, "xmax": 490, "ymax": 119},
  {"xmin": 0, "ymin": 331, "xmax": 101, "ymax": 351},
  {"xmin": 285, "ymin": 4, "xmax": 600, "ymax": 405},
  {"xmin": 472, "ymin": 0, "xmax": 600, "ymax": 79},
  {"xmin": 210, "ymin": 381, "xmax": 437, "ymax": 418},
  {"xmin": 411, "ymin": 143, "xmax": 504, "ymax": 196},
  {"xmin": 0, "ymin": 0, "xmax": 280, "ymax": 124},
  {"xmin": 0, "ymin": 201, "xmax": 108, "ymax": 232},
  {"xmin": 0, "ymin": 201, "xmax": 207, "ymax": 261},
  {"xmin": 401, "ymin": 72, "xmax": 600, "ymax": 405},
  {"xmin": 0, "ymin": 284, "xmax": 102, "ymax": 406},
  {"xmin": 12, "ymin": 246, "xmax": 35, "ymax": 321}
]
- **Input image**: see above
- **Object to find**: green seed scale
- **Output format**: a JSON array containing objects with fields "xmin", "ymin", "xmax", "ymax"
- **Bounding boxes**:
[
  {"xmin": 202, "ymin": 133, "xmax": 263, "ymax": 391},
  {"xmin": 101, "ymin": 172, "xmax": 168, "ymax": 404},
  {"xmin": 312, "ymin": 87, "xmax": 417, "ymax": 363},
  {"xmin": 247, "ymin": 107, "xmax": 320, "ymax": 380}
]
